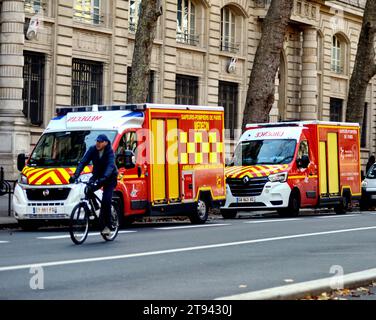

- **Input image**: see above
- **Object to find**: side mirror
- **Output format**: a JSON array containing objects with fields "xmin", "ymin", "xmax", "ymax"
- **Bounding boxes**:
[
  {"xmin": 17, "ymin": 153, "xmax": 26, "ymax": 171},
  {"xmin": 116, "ymin": 150, "xmax": 135, "ymax": 169},
  {"xmin": 124, "ymin": 150, "xmax": 136, "ymax": 169},
  {"xmin": 225, "ymin": 158, "xmax": 234, "ymax": 167},
  {"xmin": 297, "ymin": 155, "xmax": 310, "ymax": 169}
]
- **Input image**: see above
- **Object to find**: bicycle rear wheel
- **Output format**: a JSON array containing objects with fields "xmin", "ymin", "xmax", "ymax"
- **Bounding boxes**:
[
  {"xmin": 69, "ymin": 203, "xmax": 89, "ymax": 245},
  {"xmin": 101, "ymin": 202, "xmax": 120, "ymax": 241}
]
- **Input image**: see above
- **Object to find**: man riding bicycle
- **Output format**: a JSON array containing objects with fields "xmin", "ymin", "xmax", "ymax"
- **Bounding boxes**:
[{"xmin": 69, "ymin": 134, "xmax": 118, "ymax": 236}]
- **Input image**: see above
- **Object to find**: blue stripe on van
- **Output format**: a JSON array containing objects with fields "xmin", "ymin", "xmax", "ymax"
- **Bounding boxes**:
[
  {"xmin": 52, "ymin": 116, "xmax": 65, "ymax": 120},
  {"xmin": 122, "ymin": 111, "xmax": 144, "ymax": 118}
]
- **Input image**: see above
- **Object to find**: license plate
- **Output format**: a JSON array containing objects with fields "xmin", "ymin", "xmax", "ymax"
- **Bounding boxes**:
[
  {"xmin": 371, "ymin": 195, "xmax": 376, "ymax": 200},
  {"xmin": 32, "ymin": 207, "xmax": 58, "ymax": 214},
  {"xmin": 237, "ymin": 197, "xmax": 255, "ymax": 203}
]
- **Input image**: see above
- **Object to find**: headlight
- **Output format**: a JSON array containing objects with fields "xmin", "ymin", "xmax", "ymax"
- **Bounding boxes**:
[
  {"xmin": 268, "ymin": 172, "xmax": 288, "ymax": 183},
  {"xmin": 18, "ymin": 174, "xmax": 28, "ymax": 185},
  {"xmin": 362, "ymin": 180, "xmax": 368, "ymax": 188},
  {"xmin": 79, "ymin": 173, "xmax": 92, "ymax": 183}
]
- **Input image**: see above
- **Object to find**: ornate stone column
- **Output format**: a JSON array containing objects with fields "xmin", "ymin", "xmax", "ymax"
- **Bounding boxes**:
[
  {"xmin": 0, "ymin": 0, "xmax": 29, "ymax": 179},
  {"xmin": 301, "ymin": 26, "xmax": 318, "ymax": 120}
]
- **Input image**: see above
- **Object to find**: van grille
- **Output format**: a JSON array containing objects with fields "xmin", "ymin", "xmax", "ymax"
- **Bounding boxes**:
[
  {"xmin": 227, "ymin": 177, "xmax": 268, "ymax": 197},
  {"xmin": 26, "ymin": 188, "xmax": 71, "ymax": 201}
]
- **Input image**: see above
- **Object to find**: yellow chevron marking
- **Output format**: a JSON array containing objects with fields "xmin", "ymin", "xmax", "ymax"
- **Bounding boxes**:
[
  {"xmin": 57, "ymin": 168, "xmax": 71, "ymax": 181},
  {"xmin": 28, "ymin": 169, "xmax": 51, "ymax": 184},
  {"xmin": 23, "ymin": 167, "xmax": 35, "ymax": 174},
  {"xmin": 248, "ymin": 167, "xmax": 263, "ymax": 177},
  {"xmin": 83, "ymin": 166, "xmax": 92, "ymax": 173},
  {"xmin": 35, "ymin": 172, "xmax": 61, "ymax": 185},
  {"xmin": 225, "ymin": 166, "xmax": 241, "ymax": 175}
]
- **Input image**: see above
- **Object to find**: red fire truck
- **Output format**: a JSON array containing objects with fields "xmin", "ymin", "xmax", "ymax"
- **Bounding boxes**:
[
  {"xmin": 14, "ymin": 104, "xmax": 226, "ymax": 229},
  {"xmin": 221, "ymin": 121, "xmax": 361, "ymax": 218}
]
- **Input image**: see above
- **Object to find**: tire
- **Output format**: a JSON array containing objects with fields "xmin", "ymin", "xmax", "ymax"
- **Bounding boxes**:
[
  {"xmin": 189, "ymin": 199, "xmax": 208, "ymax": 224},
  {"xmin": 101, "ymin": 201, "xmax": 120, "ymax": 241},
  {"xmin": 221, "ymin": 209, "xmax": 237, "ymax": 219},
  {"xmin": 360, "ymin": 195, "xmax": 370, "ymax": 211},
  {"xmin": 19, "ymin": 221, "xmax": 40, "ymax": 231},
  {"xmin": 69, "ymin": 203, "xmax": 89, "ymax": 245},
  {"xmin": 335, "ymin": 193, "xmax": 350, "ymax": 215},
  {"xmin": 113, "ymin": 195, "xmax": 124, "ymax": 227},
  {"xmin": 278, "ymin": 190, "xmax": 300, "ymax": 217}
]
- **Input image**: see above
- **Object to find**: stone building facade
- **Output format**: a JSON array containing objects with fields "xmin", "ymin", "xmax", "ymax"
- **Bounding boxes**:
[{"xmin": 0, "ymin": 0, "xmax": 374, "ymax": 179}]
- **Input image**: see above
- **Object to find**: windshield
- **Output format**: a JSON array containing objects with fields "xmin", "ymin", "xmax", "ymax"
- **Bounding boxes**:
[
  {"xmin": 28, "ymin": 130, "xmax": 117, "ymax": 167},
  {"xmin": 231, "ymin": 139, "xmax": 297, "ymax": 166}
]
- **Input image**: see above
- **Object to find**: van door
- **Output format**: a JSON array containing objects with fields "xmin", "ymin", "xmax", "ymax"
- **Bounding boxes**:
[
  {"xmin": 151, "ymin": 118, "xmax": 181, "ymax": 204},
  {"xmin": 327, "ymin": 132, "xmax": 340, "ymax": 195},
  {"xmin": 166, "ymin": 119, "xmax": 180, "ymax": 202},
  {"xmin": 151, "ymin": 119, "xmax": 167, "ymax": 203},
  {"xmin": 318, "ymin": 131, "xmax": 340, "ymax": 197},
  {"xmin": 115, "ymin": 130, "xmax": 148, "ymax": 214},
  {"xmin": 296, "ymin": 139, "xmax": 318, "ymax": 206}
]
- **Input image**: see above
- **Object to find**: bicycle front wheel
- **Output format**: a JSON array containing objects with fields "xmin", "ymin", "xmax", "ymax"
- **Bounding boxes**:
[
  {"xmin": 101, "ymin": 202, "xmax": 120, "ymax": 242},
  {"xmin": 69, "ymin": 203, "xmax": 89, "ymax": 245}
]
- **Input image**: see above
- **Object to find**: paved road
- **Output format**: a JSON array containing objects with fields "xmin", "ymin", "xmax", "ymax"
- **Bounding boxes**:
[{"xmin": 1, "ymin": 211, "xmax": 376, "ymax": 300}]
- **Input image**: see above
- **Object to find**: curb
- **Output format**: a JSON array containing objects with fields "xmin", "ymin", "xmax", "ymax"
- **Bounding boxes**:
[{"xmin": 216, "ymin": 268, "xmax": 376, "ymax": 300}]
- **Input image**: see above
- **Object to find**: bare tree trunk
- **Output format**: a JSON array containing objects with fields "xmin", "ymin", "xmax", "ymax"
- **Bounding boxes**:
[
  {"xmin": 241, "ymin": 0, "xmax": 293, "ymax": 130},
  {"xmin": 346, "ymin": 0, "xmax": 376, "ymax": 126},
  {"xmin": 128, "ymin": 0, "xmax": 162, "ymax": 104}
]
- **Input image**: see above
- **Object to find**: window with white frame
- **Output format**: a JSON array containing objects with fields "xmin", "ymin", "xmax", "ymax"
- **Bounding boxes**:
[
  {"xmin": 74, "ymin": 0, "xmax": 101, "ymax": 25},
  {"xmin": 176, "ymin": 0, "xmax": 198, "ymax": 45},
  {"xmin": 221, "ymin": 7, "xmax": 239, "ymax": 53},
  {"xmin": 129, "ymin": 0, "xmax": 142, "ymax": 33},
  {"xmin": 331, "ymin": 35, "xmax": 343, "ymax": 73}
]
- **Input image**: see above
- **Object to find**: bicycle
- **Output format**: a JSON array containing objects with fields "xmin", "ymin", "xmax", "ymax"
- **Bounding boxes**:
[{"xmin": 69, "ymin": 180, "xmax": 120, "ymax": 245}]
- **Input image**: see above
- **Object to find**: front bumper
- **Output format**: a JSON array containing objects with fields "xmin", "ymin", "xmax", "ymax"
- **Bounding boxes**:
[
  {"xmin": 222, "ymin": 181, "xmax": 292, "ymax": 210},
  {"xmin": 361, "ymin": 187, "xmax": 376, "ymax": 203},
  {"xmin": 12, "ymin": 183, "xmax": 88, "ymax": 221}
]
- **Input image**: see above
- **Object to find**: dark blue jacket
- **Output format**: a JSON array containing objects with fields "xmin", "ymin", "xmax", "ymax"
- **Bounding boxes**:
[{"xmin": 74, "ymin": 143, "xmax": 118, "ymax": 184}]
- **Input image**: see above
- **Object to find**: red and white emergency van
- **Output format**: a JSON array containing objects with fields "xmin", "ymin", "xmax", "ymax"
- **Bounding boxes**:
[
  {"xmin": 13, "ymin": 104, "xmax": 226, "ymax": 230},
  {"xmin": 221, "ymin": 121, "xmax": 361, "ymax": 218}
]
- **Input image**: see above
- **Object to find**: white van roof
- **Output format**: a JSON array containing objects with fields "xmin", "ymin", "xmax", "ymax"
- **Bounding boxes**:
[
  {"xmin": 46, "ymin": 109, "xmax": 145, "ymax": 133},
  {"xmin": 45, "ymin": 103, "xmax": 224, "ymax": 133},
  {"xmin": 245, "ymin": 120, "xmax": 360, "ymax": 128}
]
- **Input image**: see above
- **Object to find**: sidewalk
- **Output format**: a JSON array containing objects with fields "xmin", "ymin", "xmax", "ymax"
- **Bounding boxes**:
[{"xmin": 0, "ymin": 194, "xmax": 18, "ymax": 229}]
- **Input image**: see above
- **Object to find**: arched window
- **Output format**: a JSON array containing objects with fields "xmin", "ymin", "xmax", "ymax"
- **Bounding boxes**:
[
  {"xmin": 331, "ymin": 35, "xmax": 343, "ymax": 73},
  {"xmin": 129, "ymin": 0, "xmax": 141, "ymax": 33},
  {"xmin": 220, "ymin": 5, "xmax": 245, "ymax": 53},
  {"xmin": 221, "ymin": 7, "xmax": 236, "ymax": 52}
]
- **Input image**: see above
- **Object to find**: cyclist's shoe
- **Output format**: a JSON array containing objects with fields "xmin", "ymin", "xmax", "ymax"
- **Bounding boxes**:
[
  {"xmin": 101, "ymin": 227, "xmax": 111, "ymax": 236},
  {"xmin": 110, "ymin": 223, "xmax": 118, "ymax": 231}
]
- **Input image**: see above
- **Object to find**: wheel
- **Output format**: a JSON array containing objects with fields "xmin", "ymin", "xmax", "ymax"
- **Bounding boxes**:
[
  {"xmin": 278, "ymin": 190, "xmax": 300, "ymax": 217},
  {"xmin": 220, "ymin": 209, "xmax": 237, "ymax": 219},
  {"xmin": 69, "ymin": 203, "xmax": 89, "ymax": 245},
  {"xmin": 112, "ymin": 195, "xmax": 124, "ymax": 227},
  {"xmin": 360, "ymin": 195, "xmax": 370, "ymax": 211},
  {"xmin": 101, "ymin": 201, "xmax": 120, "ymax": 241},
  {"xmin": 189, "ymin": 199, "xmax": 208, "ymax": 224},
  {"xmin": 335, "ymin": 194, "xmax": 350, "ymax": 215},
  {"xmin": 18, "ymin": 220, "xmax": 40, "ymax": 231}
]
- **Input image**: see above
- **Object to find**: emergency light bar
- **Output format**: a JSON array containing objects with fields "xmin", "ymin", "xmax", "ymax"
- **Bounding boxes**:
[{"xmin": 55, "ymin": 104, "xmax": 143, "ymax": 116}]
